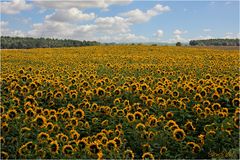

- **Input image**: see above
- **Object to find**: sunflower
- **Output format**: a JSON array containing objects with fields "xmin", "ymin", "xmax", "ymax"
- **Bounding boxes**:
[
  {"xmin": 0, "ymin": 136, "xmax": 5, "ymax": 144},
  {"xmin": 74, "ymin": 109, "xmax": 85, "ymax": 120},
  {"xmin": 169, "ymin": 124, "xmax": 179, "ymax": 131},
  {"xmin": 35, "ymin": 91, "xmax": 43, "ymax": 98},
  {"xmin": 62, "ymin": 144, "xmax": 74, "ymax": 155},
  {"xmin": 160, "ymin": 146, "xmax": 167, "ymax": 155},
  {"xmin": 148, "ymin": 117, "xmax": 157, "ymax": 127},
  {"xmin": 193, "ymin": 144, "xmax": 201, "ymax": 153},
  {"xmin": 142, "ymin": 152, "xmax": 155, "ymax": 160},
  {"xmin": 25, "ymin": 141, "xmax": 36, "ymax": 152},
  {"xmin": 85, "ymin": 121, "xmax": 90, "ymax": 129},
  {"xmin": 123, "ymin": 149, "xmax": 134, "ymax": 160},
  {"xmin": 106, "ymin": 140, "xmax": 117, "ymax": 151},
  {"xmin": 146, "ymin": 99, "xmax": 154, "ymax": 107},
  {"xmin": 70, "ymin": 91, "xmax": 78, "ymax": 100},
  {"xmin": 37, "ymin": 132, "xmax": 49, "ymax": 142},
  {"xmin": 186, "ymin": 141, "xmax": 196, "ymax": 151},
  {"xmin": 88, "ymin": 142, "xmax": 100, "ymax": 155},
  {"xmin": 136, "ymin": 123, "xmax": 146, "ymax": 132},
  {"xmin": 211, "ymin": 103, "xmax": 221, "ymax": 111},
  {"xmin": 233, "ymin": 85, "xmax": 239, "ymax": 92},
  {"xmin": 194, "ymin": 93, "xmax": 202, "ymax": 102},
  {"xmin": 97, "ymin": 87, "xmax": 105, "ymax": 96},
  {"xmin": 113, "ymin": 137, "xmax": 122, "ymax": 148},
  {"xmin": 134, "ymin": 111, "xmax": 143, "ymax": 120},
  {"xmin": 78, "ymin": 139, "xmax": 87, "ymax": 150},
  {"xmin": 232, "ymin": 98, "xmax": 240, "ymax": 107},
  {"xmin": 7, "ymin": 109, "xmax": 17, "ymax": 119},
  {"xmin": 46, "ymin": 122, "xmax": 54, "ymax": 132},
  {"xmin": 173, "ymin": 128, "xmax": 186, "ymax": 141},
  {"xmin": 172, "ymin": 90, "xmax": 179, "ymax": 98},
  {"xmin": 70, "ymin": 117, "xmax": 79, "ymax": 127},
  {"xmin": 91, "ymin": 103, "xmax": 99, "ymax": 112},
  {"xmin": 126, "ymin": 113, "xmax": 135, "ymax": 123},
  {"xmin": 0, "ymin": 106, "xmax": 4, "ymax": 114},
  {"xmin": 100, "ymin": 137, "xmax": 108, "ymax": 145},
  {"xmin": 54, "ymin": 91, "xmax": 63, "ymax": 99},
  {"xmin": 0, "ymin": 151, "xmax": 9, "ymax": 159},
  {"xmin": 49, "ymin": 110, "xmax": 57, "ymax": 115},
  {"xmin": 116, "ymin": 109, "xmax": 125, "ymax": 117},
  {"xmin": 200, "ymin": 89, "xmax": 207, "ymax": 97},
  {"xmin": 70, "ymin": 130, "xmax": 80, "ymax": 140},
  {"xmin": 234, "ymin": 108, "xmax": 240, "ymax": 117},
  {"xmin": 204, "ymin": 107, "xmax": 212, "ymax": 115},
  {"xmin": 212, "ymin": 92, "xmax": 220, "ymax": 101},
  {"xmin": 60, "ymin": 134, "xmax": 69, "ymax": 143},
  {"xmin": 166, "ymin": 120, "xmax": 177, "ymax": 128},
  {"xmin": 43, "ymin": 109, "xmax": 50, "ymax": 117},
  {"xmin": 166, "ymin": 111, "xmax": 174, "ymax": 119},
  {"xmin": 61, "ymin": 110, "xmax": 71, "ymax": 119},
  {"xmin": 184, "ymin": 121, "xmax": 196, "ymax": 132},
  {"xmin": 233, "ymin": 117, "xmax": 239, "ymax": 129},
  {"xmin": 33, "ymin": 115, "xmax": 46, "ymax": 128},
  {"xmin": 35, "ymin": 107, "xmax": 43, "ymax": 115},
  {"xmin": 25, "ymin": 108, "xmax": 36, "ymax": 118},
  {"xmin": 49, "ymin": 140, "xmax": 59, "ymax": 154},
  {"xmin": 67, "ymin": 103, "xmax": 75, "ymax": 111},
  {"xmin": 101, "ymin": 120, "xmax": 109, "ymax": 126},
  {"xmin": 49, "ymin": 115, "xmax": 58, "ymax": 122}
]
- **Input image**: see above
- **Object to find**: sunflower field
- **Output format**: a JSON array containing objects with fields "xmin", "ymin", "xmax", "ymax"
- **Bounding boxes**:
[{"xmin": 1, "ymin": 45, "xmax": 239, "ymax": 159}]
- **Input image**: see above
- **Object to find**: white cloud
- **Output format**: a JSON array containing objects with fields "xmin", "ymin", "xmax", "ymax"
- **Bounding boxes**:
[
  {"xmin": 224, "ymin": 32, "xmax": 240, "ymax": 39},
  {"xmin": 1, "ymin": 0, "xmax": 32, "ymax": 14},
  {"xmin": 203, "ymin": 28, "xmax": 211, "ymax": 32},
  {"xmin": 34, "ymin": 0, "xmax": 132, "ymax": 10},
  {"xmin": 46, "ymin": 8, "xmax": 95, "ymax": 22},
  {"xmin": 173, "ymin": 29, "xmax": 187, "ymax": 35},
  {"xmin": 95, "ymin": 16, "xmax": 131, "ymax": 34},
  {"xmin": 168, "ymin": 29, "xmax": 188, "ymax": 43},
  {"xmin": 121, "ymin": 4, "xmax": 170, "ymax": 23},
  {"xmin": 97, "ymin": 33, "xmax": 148, "ymax": 43},
  {"xmin": 156, "ymin": 29, "xmax": 164, "ymax": 38},
  {"xmin": 28, "ymin": 20, "xmax": 97, "ymax": 39},
  {"xmin": 1, "ymin": 21, "xmax": 9, "ymax": 28},
  {"xmin": 1, "ymin": 21, "xmax": 25, "ymax": 37}
]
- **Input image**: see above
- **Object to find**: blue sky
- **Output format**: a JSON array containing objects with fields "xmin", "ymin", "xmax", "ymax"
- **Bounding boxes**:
[{"xmin": 1, "ymin": 0, "xmax": 239, "ymax": 43}]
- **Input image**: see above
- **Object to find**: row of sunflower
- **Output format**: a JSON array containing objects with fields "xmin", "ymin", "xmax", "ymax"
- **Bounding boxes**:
[{"xmin": 1, "ymin": 46, "xmax": 239, "ymax": 159}]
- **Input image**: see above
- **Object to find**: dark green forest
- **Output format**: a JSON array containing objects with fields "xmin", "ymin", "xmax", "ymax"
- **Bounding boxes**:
[
  {"xmin": 0, "ymin": 36, "xmax": 100, "ymax": 49},
  {"xmin": 189, "ymin": 38, "xmax": 239, "ymax": 46}
]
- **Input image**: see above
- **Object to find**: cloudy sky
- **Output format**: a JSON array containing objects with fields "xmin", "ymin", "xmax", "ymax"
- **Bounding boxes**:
[{"xmin": 1, "ymin": 0, "xmax": 239, "ymax": 43}]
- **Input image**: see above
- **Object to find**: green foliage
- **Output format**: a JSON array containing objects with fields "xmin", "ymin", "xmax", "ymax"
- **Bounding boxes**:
[
  {"xmin": 189, "ymin": 38, "xmax": 239, "ymax": 46},
  {"xmin": 0, "ymin": 36, "xmax": 100, "ymax": 49},
  {"xmin": 176, "ymin": 42, "xmax": 182, "ymax": 46}
]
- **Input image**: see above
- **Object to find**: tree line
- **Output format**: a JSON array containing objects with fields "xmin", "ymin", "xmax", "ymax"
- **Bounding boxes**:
[
  {"xmin": 0, "ymin": 36, "xmax": 100, "ymax": 49},
  {"xmin": 189, "ymin": 38, "xmax": 239, "ymax": 46}
]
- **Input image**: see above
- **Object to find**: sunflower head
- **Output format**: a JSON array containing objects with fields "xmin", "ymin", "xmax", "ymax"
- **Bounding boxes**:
[
  {"xmin": 62, "ymin": 144, "xmax": 74, "ymax": 155},
  {"xmin": 88, "ymin": 143, "xmax": 101, "ymax": 155},
  {"xmin": 142, "ymin": 152, "xmax": 155, "ymax": 160},
  {"xmin": 123, "ymin": 149, "xmax": 135, "ymax": 160},
  {"xmin": 160, "ymin": 146, "xmax": 167, "ymax": 155},
  {"xmin": 106, "ymin": 140, "xmax": 117, "ymax": 151},
  {"xmin": 74, "ymin": 109, "xmax": 85, "ymax": 120},
  {"xmin": 78, "ymin": 139, "xmax": 87, "ymax": 150},
  {"xmin": 7, "ymin": 109, "xmax": 18, "ymax": 119},
  {"xmin": 33, "ymin": 115, "xmax": 46, "ymax": 128},
  {"xmin": 1, "ymin": 151, "xmax": 9, "ymax": 159},
  {"xmin": 173, "ymin": 128, "xmax": 186, "ymax": 141},
  {"xmin": 37, "ymin": 132, "xmax": 49, "ymax": 142}
]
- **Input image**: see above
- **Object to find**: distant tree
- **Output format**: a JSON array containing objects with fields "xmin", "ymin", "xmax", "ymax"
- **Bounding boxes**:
[
  {"xmin": 0, "ymin": 36, "xmax": 101, "ymax": 49},
  {"xmin": 176, "ymin": 42, "xmax": 182, "ymax": 46},
  {"xmin": 189, "ymin": 38, "xmax": 239, "ymax": 46}
]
